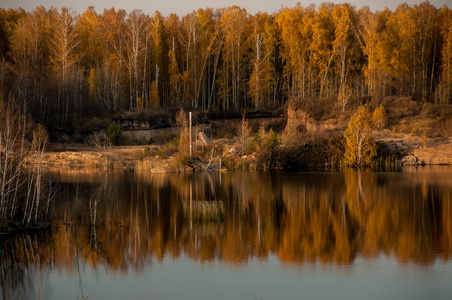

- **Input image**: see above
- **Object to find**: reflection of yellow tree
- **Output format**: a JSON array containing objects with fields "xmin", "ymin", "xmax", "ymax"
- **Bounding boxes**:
[
  {"xmin": 8, "ymin": 169, "xmax": 451, "ymax": 280},
  {"xmin": 441, "ymin": 189, "xmax": 452, "ymax": 260},
  {"xmin": 280, "ymin": 175, "xmax": 358, "ymax": 264}
]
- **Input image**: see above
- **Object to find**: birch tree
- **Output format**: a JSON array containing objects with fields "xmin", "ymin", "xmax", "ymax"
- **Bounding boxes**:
[
  {"xmin": 344, "ymin": 105, "xmax": 376, "ymax": 167},
  {"xmin": 124, "ymin": 9, "xmax": 148, "ymax": 110},
  {"xmin": 49, "ymin": 7, "xmax": 80, "ymax": 124},
  {"xmin": 9, "ymin": 7, "xmax": 52, "ymax": 118},
  {"xmin": 438, "ymin": 7, "xmax": 452, "ymax": 104},
  {"xmin": 332, "ymin": 3, "xmax": 359, "ymax": 111},
  {"xmin": 219, "ymin": 6, "xmax": 250, "ymax": 110},
  {"xmin": 248, "ymin": 13, "xmax": 275, "ymax": 109}
]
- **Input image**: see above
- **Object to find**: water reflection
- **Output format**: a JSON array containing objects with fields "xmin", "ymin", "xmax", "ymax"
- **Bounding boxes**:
[
  {"xmin": 1, "ymin": 168, "xmax": 452, "ymax": 296},
  {"xmin": 54, "ymin": 169, "xmax": 452, "ymax": 265},
  {"xmin": 0, "ymin": 233, "xmax": 52, "ymax": 299}
]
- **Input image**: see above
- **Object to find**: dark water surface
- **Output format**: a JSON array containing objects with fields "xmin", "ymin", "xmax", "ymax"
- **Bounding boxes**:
[{"xmin": 1, "ymin": 167, "xmax": 452, "ymax": 299}]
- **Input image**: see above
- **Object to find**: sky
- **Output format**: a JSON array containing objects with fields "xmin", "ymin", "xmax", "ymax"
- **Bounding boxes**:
[{"xmin": 1, "ymin": 0, "xmax": 450, "ymax": 16}]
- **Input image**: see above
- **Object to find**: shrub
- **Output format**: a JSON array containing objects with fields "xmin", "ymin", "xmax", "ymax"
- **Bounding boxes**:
[
  {"xmin": 167, "ymin": 137, "xmax": 179, "ymax": 148},
  {"xmin": 236, "ymin": 113, "xmax": 251, "ymax": 155},
  {"xmin": 222, "ymin": 154, "xmax": 239, "ymax": 170},
  {"xmin": 161, "ymin": 130, "xmax": 172, "ymax": 143},
  {"xmin": 246, "ymin": 133, "xmax": 262, "ymax": 155},
  {"xmin": 254, "ymin": 127, "xmax": 281, "ymax": 170},
  {"xmin": 156, "ymin": 150, "xmax": 167, "ymax": 158},
  {"xmin": 279, "ymin": 136, "xmax": 345, "ymax": 170},
  {"xmin": 171, "ymin": 152, "xmax": 190, "ymax": 170},
  {"xmin": 106, "ymin": 121, "xmax": 121, "ymax": 145},
  {"xmin": 176, "ymin": 109, "xmax": 189, "ymax": 154}
]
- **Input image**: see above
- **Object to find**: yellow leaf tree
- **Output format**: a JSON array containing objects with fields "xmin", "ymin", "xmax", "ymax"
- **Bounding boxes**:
[
  {"xmin": 219, "ymin": 6, "xmax": 250, "ymax": 110},
  {"xmin": 332, "ymin": 3, "xmax": 359, "ymax": 111},
  {"xmin": 344, "ymin": 105, "xmax": 377, "ymax": 167},
  {"xmin": 438, "ymin": 7, "xmax": 452, "ymax": 104},
  {"xmin": 371, "ymin": 105, "xmax": 387, "ymax": 129},
  {"xmin": 248, "ymin": 13, "xmax": 275, "ymax": 109}
]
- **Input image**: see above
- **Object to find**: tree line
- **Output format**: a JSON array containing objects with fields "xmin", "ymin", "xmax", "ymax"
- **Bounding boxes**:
[{"xmin": 0, "ymin": 2, "xmax": 451, "ymax": 128}]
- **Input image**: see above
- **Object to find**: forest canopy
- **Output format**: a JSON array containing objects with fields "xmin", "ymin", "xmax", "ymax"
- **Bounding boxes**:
[{"xmin": 0, "ymin": 1, "xmax": 451, "ymax": 128}]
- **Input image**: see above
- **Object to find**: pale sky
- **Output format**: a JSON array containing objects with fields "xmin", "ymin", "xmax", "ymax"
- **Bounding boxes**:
[{"xmin": 1, "ymin": 0, "xmax": 450, "ymax": 16}]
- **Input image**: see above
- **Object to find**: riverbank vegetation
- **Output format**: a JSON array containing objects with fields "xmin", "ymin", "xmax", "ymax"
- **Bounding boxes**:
[{"xmin": 0, "ymin": 93, "xmax": 52, "ymax": 230}]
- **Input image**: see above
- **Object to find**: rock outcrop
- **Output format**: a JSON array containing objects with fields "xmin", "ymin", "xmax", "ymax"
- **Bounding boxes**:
[
  {"xmin": 410, "ymin": 140, "xmax": 452, "ymax": 165},
  {"xmin": 285, "ymin": 107, "xmax": 349, "ymax": 134},
  {"xmin": 376, "ymin": 132, "xmax": 452, "ymax": 166}
]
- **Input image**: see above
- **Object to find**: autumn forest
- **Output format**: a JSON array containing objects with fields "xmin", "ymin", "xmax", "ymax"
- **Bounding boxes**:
[{"xmin": 0, "ymin": 1, "xmax": 451, "ymax": 129}]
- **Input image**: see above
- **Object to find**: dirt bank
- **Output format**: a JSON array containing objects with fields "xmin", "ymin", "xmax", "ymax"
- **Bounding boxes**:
[{"xmin": 374, "ymin": 130, "xmax": 452, "ymax": 165}]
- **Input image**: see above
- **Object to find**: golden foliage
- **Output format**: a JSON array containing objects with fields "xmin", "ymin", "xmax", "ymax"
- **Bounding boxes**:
[
  {"xmin": 371, "ymin": 104, "xmax": 387, "ymax": 129},
  {"xmin": 236, "ymin": 113, "xmax": 250, "ymax": 155},
  {"xmin": 175, "ymin": 108, "xmax": 189, "ymax": 154},
  {"xmin": 344, "ymin": 105, "xmax": 377, "ymax": 167},
  {"xmin": 438, "ymin": 8, "xmax": 452, "ymax": 104},
  {"xmin": 149, "ymin": 81, "xmax": 160, "ymax": 108},
  {"xmin": 1, "ymin": 3, "xmax": 451, "ymax": 118}
]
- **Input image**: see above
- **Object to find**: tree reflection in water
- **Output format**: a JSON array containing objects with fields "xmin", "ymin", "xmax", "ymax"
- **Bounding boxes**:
[
  {"xmin": 0, "ymin": 233, "xmax": 52, "ymax": 299},
  {"xmin": 1, "ymin": 168, "xmax": 451, "ymax": 296}
]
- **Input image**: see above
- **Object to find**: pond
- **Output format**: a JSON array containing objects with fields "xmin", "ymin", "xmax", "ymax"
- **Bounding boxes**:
[{"xmin": 1, "ymin": 166, "xmax": 452, "ymax": 299}]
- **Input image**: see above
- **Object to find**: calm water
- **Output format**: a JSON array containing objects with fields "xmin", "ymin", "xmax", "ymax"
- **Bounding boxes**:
[{"xmin": 1, "ymin": 167, "xmax": 452, "ymax": 299}]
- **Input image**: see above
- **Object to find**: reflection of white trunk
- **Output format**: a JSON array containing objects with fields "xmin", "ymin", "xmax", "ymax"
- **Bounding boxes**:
[
  {"xmin": 189, "ymin": 181, "xmax": 192, "ymax": 231},
  {"xmin": 89, "ymin": 198, "xmax": 97, "ymax": 226},
  {"xmin": 45, "ymin": 180, "xmax": 53, "ymax": 218},
  {"xmin": 257, "ymin": 215, "xmax": 261, "ymax": 244}
]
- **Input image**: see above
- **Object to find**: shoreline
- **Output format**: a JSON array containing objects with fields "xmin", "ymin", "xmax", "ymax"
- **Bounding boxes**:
[{"xmin": 37, "ymin": 132, "xmax": 452, "ymax": 173}]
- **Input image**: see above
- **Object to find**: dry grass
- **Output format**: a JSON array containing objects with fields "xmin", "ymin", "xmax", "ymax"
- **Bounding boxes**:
[
  {"xmin": 382, "ymin": 96, "xmax": 421, "ymax": 125},
  {"xmin": 41, "ymin": 145, "xmax": 154, "ymax": 171},
  {"xmin": 429, "ymin": 117, "xmax": 452, "ymax": 136}
]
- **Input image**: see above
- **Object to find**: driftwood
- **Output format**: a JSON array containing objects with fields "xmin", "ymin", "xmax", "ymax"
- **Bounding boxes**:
[{"xmin": 191, "ymin": 148, "xmax": 218, "ymax": 172}]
